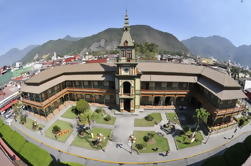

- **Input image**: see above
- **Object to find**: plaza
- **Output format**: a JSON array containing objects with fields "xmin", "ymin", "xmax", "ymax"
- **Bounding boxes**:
[{"xmin": 8, "ymin": 12, "xmax": 250, "ymax": 166}]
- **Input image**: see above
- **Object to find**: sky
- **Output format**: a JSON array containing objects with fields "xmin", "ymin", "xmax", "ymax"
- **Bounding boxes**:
[{"xmin": 0, "ymin": 0, "xmax": 251, "ymax": 55}]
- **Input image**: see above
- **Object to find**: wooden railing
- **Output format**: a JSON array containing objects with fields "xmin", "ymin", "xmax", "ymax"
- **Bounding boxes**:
[
  {"xmin": 141, "ymin": 90, "xmax": 190, "ymax": 95},
  {"xmin": 215, "ymin": 106, "xmax": 245, "ymax": 116},
  {"xmin": 21, "ymin": 88, "xmax": 115, "ymax": 109}
]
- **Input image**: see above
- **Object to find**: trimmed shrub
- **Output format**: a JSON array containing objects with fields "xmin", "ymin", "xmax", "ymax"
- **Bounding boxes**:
[
  {"xmin": 104, "ymin": 115, "xmax": 112, "ymax": 121},
  {"xmin": 95, "ymin": 108, "xmax": 104, "ymax": 114},
  {"xmin": 238, "ymin": 118, "xmax": 245, "ymax": 127},
  {"xmin": 223, "ymin": 143, "xmax": 250, "ymax": 166},
  {"xmin": 145, "ymin": 115, "xmax": 154, "ymax": 121},
  {"xmin": 147, "ymin": 133, "xmax": 155, "ymax": 139},
  {"xmin": 52, "ymin": 125, "xmax": 61, "ymax": 134},
  {"xmin": 0, "ymin": 121, "xmax": 52, "ymax": 166},
  {"xmin": 143, "ymin": 136, "xmax": 150, "ymax": 142},
  {"xmin": 136, "ymin": 144, "xmax": 144, "ymax": 150}
]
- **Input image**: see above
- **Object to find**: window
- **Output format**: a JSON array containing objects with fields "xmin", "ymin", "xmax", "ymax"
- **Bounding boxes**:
[
  {"xmin": 84, "ymin": 81, "xmax": 88, "ymax": 86},
  {"xmin": 94, "ymin": 81, "xmax": 98, "ymax": 86},
  {"xmin": 149, "ymin": 82, "xmax": 155, "ymax": 87},
  {"xmin": 172, "ymin": 82, "xmax": 178, "ymax": 88},
  {"xmin": 86, "ymin": 95, "xmax": 90, "ymax": 99},
  {"xmin": 105, "ymin": 95, "xmax": 110, "ymax": 100},
  {"xmin": 104, "ymin": 81, "xmax": 109, "ymax": 86},
  {"xmin": 161, "ymin": 82, "xmax": 166, "ymax": 88}
]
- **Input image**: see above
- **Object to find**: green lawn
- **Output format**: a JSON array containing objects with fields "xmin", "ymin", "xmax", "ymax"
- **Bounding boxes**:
[
  {"xmin": 134, "ymin": 113, "xmax": 162, "ymax": 127},
  {"xmin": 94, "ymin": 114, "xmax": 116, "ymax": 125},
  {"xmin": 61, "ymin": 107, "xmax": 77, "ymax": 119},
  {"xmin": 166, "ymin": 112, "xmax": 180, "ymax": 124},
  {"xmin": 45, "ymin": 120, "xmax": 73, "ymax": 142},
  {"xmin": 132, "ymin": 131, "xmax": 169, "ymax": 153},
  {"xmin": 0, "ymin": 120, "xmax": 53, "ymax": 166},
  {"xmin": 72, "ymin": 127, "xmax": 111, "ymax": 150},
  {"xmin": 175, "ymin": 131, "xmax": 204, "ymax": 149},
  {"xmin": 21, "ymin": 118, "xmax": 45, "ymax": 131},
  {"xmin": 61, "ymin": 162, "xmax": 85, "ymax": 166}
]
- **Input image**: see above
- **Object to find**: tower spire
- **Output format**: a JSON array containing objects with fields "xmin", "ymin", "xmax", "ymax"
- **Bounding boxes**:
[{"xmin": 124, "ymin": 9, "xmax": 129, "ymax": 30}]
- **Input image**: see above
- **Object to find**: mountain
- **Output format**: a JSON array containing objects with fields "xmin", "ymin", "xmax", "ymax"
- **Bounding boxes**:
[
  {"xmin": 22, "ymin": 25, "xmax": 188, "ymax": 63},
  {"xmin": 233, "ymin": 45, "xmax": 251, "ymax": 67},
  {"xmin": 182, "ymin": 36, "xmax": 236, "ymax": 61},
  {"xmin": 182, "ymin": 36, "xmax": 251, "ymax": 67},
  {"xmin": 63, "ymin": 35, "xmax": 82, "ymax": 41},
  {"xmin": 0, "ymin": 45, "xmax": 38, "ymax": 66}
]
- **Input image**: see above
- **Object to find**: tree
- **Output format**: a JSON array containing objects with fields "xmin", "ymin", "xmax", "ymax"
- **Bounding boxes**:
[
  {"xmin": 52, "ymin": 125, "xmax": 61, "ymax": 134},
  {"xmin": 192, "ymin": 108, "xmax": 210, "ymax": 138},
  {"xmin": 76, "ymin": 99, "xmax": 90, "ymax": 114},
  {"xmin": 78, "ymin": 111, "xmax": 99, "ymax": 127},
  {"xmin": 13, "ymin": 101, "xmax": 23, "ymax": 121},
  {"xmin": 20, "ymin": 114, "xmax": 27, "ymax": 124},
  {"xmin": 135, "ymin": 42, "xmax": 158, "ymax": 60}
]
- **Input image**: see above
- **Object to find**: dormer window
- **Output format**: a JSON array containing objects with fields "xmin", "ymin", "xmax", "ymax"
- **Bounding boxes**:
[{"xmin": 124, "ymin": 40, "xmax": 128, "ymax": 46}]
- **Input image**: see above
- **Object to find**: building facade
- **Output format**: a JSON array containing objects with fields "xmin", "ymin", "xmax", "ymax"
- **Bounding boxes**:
[{"xmin": 20, "ymin": 13, "xmax": 246, "ymax": 128}]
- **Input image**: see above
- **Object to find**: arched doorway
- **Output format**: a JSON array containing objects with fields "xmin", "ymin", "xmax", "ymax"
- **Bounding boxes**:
[
  {"xmin": 154, "ymin": 96, "xmax": 161, "ymax": 106},
  {"xmin": 123, "ymin": 82, "xmax": 131, "ymax": 94},
  {"xmin": 124, "ymin": 99, "xmax": 131, "ymax": 111},
  {"xmin": 165, "ymin": 97, "xmax": 172, "ymax": 105}
]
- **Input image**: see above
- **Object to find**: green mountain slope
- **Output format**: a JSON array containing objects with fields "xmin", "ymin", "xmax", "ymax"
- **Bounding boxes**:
[
  {"xmin": 182, "ymin": 36, "xmax": 236, "ymax": 61},
  {"xmin": 182, "ymin": 36, "xmax": 251, "ymax": 67},
  {"xmin": 22, "ymin": 25, "xmax": 188, "ymax": 63}
]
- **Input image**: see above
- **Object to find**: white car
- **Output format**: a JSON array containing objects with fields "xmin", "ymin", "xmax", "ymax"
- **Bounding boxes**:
[
  {"xmin": 5, "ymin": 118, "xmax": 13, "ymax": 125},
  {"xmin": 4, "ymin": 110, "xmax": 13, "ymax": 119}
]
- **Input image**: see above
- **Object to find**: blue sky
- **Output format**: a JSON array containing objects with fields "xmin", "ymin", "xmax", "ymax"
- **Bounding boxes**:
[{"xmin": 0, "ymin": 0, "xmax": 251, "ymax": 55}]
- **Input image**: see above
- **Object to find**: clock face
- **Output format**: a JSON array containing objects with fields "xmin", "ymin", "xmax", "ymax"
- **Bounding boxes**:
[{"xmin": 124, "ymin": 67, "xmax": 129, "ymax": 73}]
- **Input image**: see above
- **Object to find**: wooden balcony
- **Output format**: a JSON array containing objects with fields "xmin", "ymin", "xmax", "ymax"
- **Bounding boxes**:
[
  {"xmin": 215, "ymin": 106, "xmax": 245, "ymax": 116},
  {"xmin": 21, "ymin": 88, "xmax": 115, "ymax": 109},
  {"xmin": 141, "ymin": 90, "xmax": 190, "ymax": 96}
]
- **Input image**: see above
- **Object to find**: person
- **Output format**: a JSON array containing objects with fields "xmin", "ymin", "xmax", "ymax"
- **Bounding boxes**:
[
  {"xmin": 165, "ymin": 150, "xmax": 169, "ymax": 156},
  {"xmin": 116, "ymin": 143, "xmax": 123, "ymax": 148}
]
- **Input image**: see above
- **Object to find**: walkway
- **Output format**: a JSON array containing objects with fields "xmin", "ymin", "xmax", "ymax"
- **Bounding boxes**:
[{"xmin": 7, "ymin": 107, "xmax": 251, "ymax": 166}]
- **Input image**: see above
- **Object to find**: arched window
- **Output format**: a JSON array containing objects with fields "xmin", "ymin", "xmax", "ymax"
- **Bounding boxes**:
[
  {"xmin": 124, "ymin": 40, "xmax": 128, "ymax": 46},
  {"xmin": 123, "ymin": 81, "xmax": 131, "ymax": 94}
]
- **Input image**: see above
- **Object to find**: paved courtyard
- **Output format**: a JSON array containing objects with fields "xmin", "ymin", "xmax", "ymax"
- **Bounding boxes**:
[{"xmin": 8, "ymin": 103, "xmax": 251, "ymax": 166}]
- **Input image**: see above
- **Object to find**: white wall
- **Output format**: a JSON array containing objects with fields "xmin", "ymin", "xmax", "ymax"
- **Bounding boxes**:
[{"xmin": 244, "ymin": 79, "xmax": 251, "ymax": 90}]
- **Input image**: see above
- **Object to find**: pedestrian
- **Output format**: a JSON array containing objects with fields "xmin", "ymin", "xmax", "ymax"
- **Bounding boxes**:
[
  {"xmin": 234, "ymin": 128, "xmax": 237, "ymax": 133},
  {"xmin": 165, "ymin": 150, "xmax": 169, "ymax": 156}
]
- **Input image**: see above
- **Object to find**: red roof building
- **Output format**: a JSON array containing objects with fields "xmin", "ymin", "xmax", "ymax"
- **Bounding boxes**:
[{"xmin": 87, "ymin": 58, "xmax": 107, "ymax": 63}]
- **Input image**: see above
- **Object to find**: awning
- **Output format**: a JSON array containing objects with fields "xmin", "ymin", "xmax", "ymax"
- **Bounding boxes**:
[{"xmin": 0, "ymin": 100, "xmax": 17, "ymax": 112}]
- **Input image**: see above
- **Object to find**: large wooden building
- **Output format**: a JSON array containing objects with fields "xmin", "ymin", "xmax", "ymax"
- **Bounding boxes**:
[{"xmin": 20, "ymin": 12, "xmax": 246, "ymax": 128}]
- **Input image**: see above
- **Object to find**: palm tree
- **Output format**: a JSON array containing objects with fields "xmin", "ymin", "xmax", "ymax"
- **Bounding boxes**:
[
  {"xmin": 78, "ymin": 111, "xmax": 99, "ymax": 128},
  {"xmin": 13, "ymin": 101, "xmax": 23, "ymax": 121},
  {"xmin": 192, "ymin": 108, "xmax": 210, "ymax": 139}
]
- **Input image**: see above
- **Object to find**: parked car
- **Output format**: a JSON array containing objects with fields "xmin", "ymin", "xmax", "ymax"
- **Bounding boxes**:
[
  {"xmin": 0, "ymin": 110, "xmax": 6, "ymax": 115},
  {"xmin": 4, "ymin": 110, "xmax": 13, "ymax": 119}
]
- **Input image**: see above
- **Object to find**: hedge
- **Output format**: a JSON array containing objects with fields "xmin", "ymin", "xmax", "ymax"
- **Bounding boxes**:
[
  {"xmin": 202, "ymin": 155, "xmax": 227, "ymax": 166},
  {"xmin": 244, "ymin": 135, "xmax": 251, "ymax": 152},
  {"xmin": 202, "ymin": 135, "xmax": 251, "ymax": 166},
  {"xmin": 223, "ymin": 143, "xmax": 250, "ymax": 166},
  {"xmin": 0, "ymin": 121, "xmax": 53, "ymax": 166}
]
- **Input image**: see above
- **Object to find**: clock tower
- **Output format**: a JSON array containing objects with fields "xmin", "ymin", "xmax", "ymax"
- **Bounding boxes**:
[{"xmin": 115, "ymin": 11, "xmax": 141, "ymax": 112}]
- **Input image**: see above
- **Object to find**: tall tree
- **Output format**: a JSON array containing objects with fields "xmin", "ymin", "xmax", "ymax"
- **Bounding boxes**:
[
  {"xmin": 13, "ymin": 101, "xmax": 23, "ymax": 121},
  {"xmin": 76, "ymin": 99, "xmax": 90, "ymax": 114},
  {"xmin": 192, "ymin": 108, "xmax": 210, "ymax": 139}
]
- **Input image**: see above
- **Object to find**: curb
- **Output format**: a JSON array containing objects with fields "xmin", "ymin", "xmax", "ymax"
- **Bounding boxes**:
[{"xmin": 16, "ymin": 124, "xmax": 251, "ymax": 165}]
